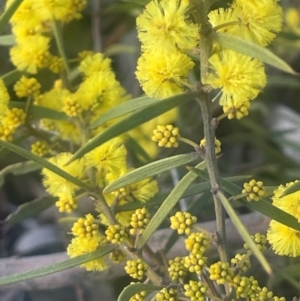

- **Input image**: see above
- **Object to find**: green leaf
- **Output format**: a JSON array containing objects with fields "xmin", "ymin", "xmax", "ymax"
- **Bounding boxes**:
[
  {"xmin": 9, "ymin": 101, "xmax": 68, "ymax": 120},
  {"xmin": 138, "ymin": 161, "xmax": 206, "ymax": 249},
  {"xmin": 5, "ymin": 196, "xmax": 57, "ymax": 224},
  {"xmin": 190, "ymin": 168, "xmax": 300, "ymax": 232},
  {"xmin": 0, "ymin": 34, "xmax": 15, "ymax": 45},
  {"xmin": 0, "ymin": 160, "xmax": 41, "ymax": 188},
  {"xmin": 116, "ymin": 175, "xmax": 251, "ymax": 212},
  {"xmin": 90, "ymin": 95, "xmax": 157, "ymax": 129},
  {"xmin": 0, "ymin": 245, "xmax": 114, "ymax": 287},
  {"xmin": 214, "ymin": 32, "xmax": 297, "ymax": 75},
  {"xmin": 279, "ymin": 181, "xmax": 300, "ymax": 198},
  {"xmin": 118, "ymin": 283, "xmax": 161, "ymax": 301},
  {"xmin": 0, "ymin": 0, "xmax": 24, "ymax": 35},
  {"xmin": 1, "ymin": 69, "xmax": 23, "ymax": 86},
  {"xmin": 188, "ymin": 167, "xmax": 272, "ymax": 274},
  {"xmin": 69, "ymin": 91, "xmax": 199, "ymax": 162},
  {"xmin": 217, "ymin": 190, "xmax": 272, "ymax": 274},
  {"xmin": 104, "ymin": 153, "xmax": 200, "ymax": 193},
  {"xmin": 0, "ymin": 140, "xmax": 92, "ymax": 192}
]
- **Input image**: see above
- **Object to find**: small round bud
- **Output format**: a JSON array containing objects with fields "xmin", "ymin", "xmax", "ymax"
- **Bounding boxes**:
[
  {"xmin": 243, "ymin": 232, "xmax": 267, "ymax": 252},
  {"xmin": 209, "ymin": 261, "xmax": 234, "ymax": 285},
  {"xmin": 185, "ymin": 232, "xmax": 210, "ymax": 255},
  {"xmin": 168, "ymin": 257, "xmax": 187, "ymax": 281},
  {"xmin": 184, "ymin": 280, "xmax": 207, "ymax": 301},
  {"xmin": 200, "ymin": 138, "xmax": 221, "ymax": 154},
  {"xmin": 223, "ymin": 101, "xmax": 250, "ymax": 120},
  {"xmin": 156, "ymin": 287, "xmax": 178, "ymax": 301},
  {"xmin": 130, "ymin": 207, "xmax": 151, "ymax": 235}
]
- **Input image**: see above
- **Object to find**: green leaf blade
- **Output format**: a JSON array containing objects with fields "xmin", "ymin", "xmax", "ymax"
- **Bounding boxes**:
[
  {"xmin": 138, "ymin": 161, "xmax": 206, "ymax": 249},
  {"xmin": 70, "ymin": 91, "xmax": 199, "ymax": 162},
  {"xmin": 0, "ymin": 140, "xmax": 91, "ymax": 192},
  {"xmin": 5, "ymin": 196, "xmax": 57, "ymax": 224},
  {"xmin": 90, "ymin": 95, "xmax": 157, "ymax": 129},
  {"xmin": 0, "ymin": 245, "xmax": 114, "ymax": 287},
  {"xmin": 215, "ymin": 32, "xmax": 297, "ymax": 75},
  {"xmin": 104, "ymin": 153, "xmax": 199, "ymax": 193},
  {"xmin": 118, "ymin": 283, "xmax": 161, "ymax": 301}
]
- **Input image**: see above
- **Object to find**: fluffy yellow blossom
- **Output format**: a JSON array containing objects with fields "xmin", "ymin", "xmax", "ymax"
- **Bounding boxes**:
[
  {"xmin": 0, "ymin": 79, "xmax": 10, "ymax": 118},
  {"xmin": 267, "ymin": 181, "xmax": 300, "ymax": 257},
  {"xmin": 76, "ymin": 71, "xmax": 128, "ymax": 113},
  {"xmin": 2, "ymin": 108, "xmax": 26, "ymax": 130},
  {"xmin": 32, "ymin": 0, "xmax": 87, "ymax": 23},
  {"xmin": 67, "ymin": 234, "xmax": 108, "ymax": 271},
  {"xmin": 209, "ymin": 0, "xmax": 282, "ymax": 47},
  {"xmin": 10, "ymin": 35, "xmax": 51, "ymax": 74},
  {"xmin": 267, "ymin": 220, "xmax": 300, "ymax": 257},
  {"xmin": 203, "ymin": 50, "xmax": 266, "ymax": 108},
  {"xmin": 285, "ymin": 8, "xmax": 300, "ymax": 36},
  {"xmin": 85, "ymin": 138, "xmax": 127, "ymax": 181},
  {"xmin": 42, "ymin": 152, "xmax": 85, "ymax": 200},
  {"xmin": 136, "ymin": 49, "xmax": 194, "ymax": 99},
  {"xmin": 136, "ymin": 0, "xmax": 199, "ymax": 51},
  {"xmin": 79, "ymin": 53, "xmax": 113, "ymax": 77},
  {"xmin": 231, "ymin": 0, "xmax": 282, "ymax": 47},
  {"xmin": 14, "ymin": 76, "xmax": 41, "ymax": 98}
]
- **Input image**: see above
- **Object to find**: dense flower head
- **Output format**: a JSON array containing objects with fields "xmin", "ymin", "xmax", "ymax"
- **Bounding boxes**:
[
  {"xmin": 2, "ymin": 108, "xmax": 26, "ymax": 130},
  {"xmin": 168, "ymin": 256, "xmax": 187, "ymax": 282},
  {"xmin": 42, "ymin": 152, "xmax": 86, "ymax": 200},
  {"xmin": 242, "ymin": 179, "xmax": 265, "ymax": 202},
  {"xmin": 209, "ymin": 0, "xmax": 283, "ymax": 47},
  {"xmin": 203, "ymin": 50, "xmax": 266, "ymax": 108},
  {"xmin": 31, "ymin": 141, "xmax": 50, "ymax": 157},
  {"xmin": 0, "ymin": 79, "xmax": 10, "ymax": 118},
  {"xmin": 48, "ymin": 55, "xmax": 64, "ymax": 73},
  {"xmin": 156, "ymin": 287, "xmax": 178, "ymax": 301},
  {"xmin": 125, "ymin": 259, "xmax": 148, "ymax": 280},
  {"xmin": 185, "ymin": 232, "xmax": 210, "ymax": 255},
  {"xmin": 136, "ymin": 49, "xmax": 194, "ymax": 99},
  {"xmin": 14, "ymin": 76, "xmax": 41, "ymax": 98},
  {"xmin": 105, "ymin": 224, "xmax": 128, "ymax": 244},
  {"xmin": 76, "ymin": 71, "xmax": 128, "ymax": 113},
  {"xmin": 184, "ymin": 280, "xmax": 207, "ymax": 301},
  {"xmin": 170, "ymin": 211, "xmax": 197, "ymax": 235},
  {"xmin": 231, "ymin": 253, "xmax": 251, "ymax": 274},
  {"xmin": 72, "ymin": 214, "xmax": 99, "ymax": 238},
  {"xmin": 152, "ymin": 124, "xmax": 180, "ymax": 148},
  {"xmin": 85, "ymin": 138, "xmax": 127, "ymax": 181},
  {"xmin": 285, "ymin": 8, "xmax": 300, "ymax": 36},
  {"xmin": 223, "ymin": 101, "xmax": 250, "ymax": 120},
  {"xmin": 243, "ymin": 233, "xmax": 268, "ymax": 252},
  {"xmin": 130, "ymin": 207, "xmax": 151, "ymax": 235},
  {"xmin": 79, "ymin": 52, "xmax": 112, "ymax": 77},
  {"xmin": 267, "ymin": 181, "xmax": 300, "ymax": 257},
  {"xmin": 184, "ymin": 253, "xmax": 207, "ymax": 275},
  {"xmin": 10, "ymin": 35, "xmax": 51, "ymax": 74},
  {"xmin": 31, "ymin": 0, "xmax": 87, "ymax": 23},
  {"xmin": 209, "ymin": 261, "xmax": 234, "ymax": 285},
  {"xmin": 67, "ymin": 233, "xmax": 108, "ymax": 271},
  {"xmin": 136, "ymin": 0, "xmax": 199, "ymax": 51}
]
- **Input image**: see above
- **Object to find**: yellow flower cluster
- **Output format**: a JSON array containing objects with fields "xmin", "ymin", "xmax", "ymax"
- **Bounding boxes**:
[
  {"xmin": 204, "ymin": 0, "xmax": 283, "ymax": 118},
  {"xmin": 152, "ymin": 124, "xmax": 180, "ymax": 148},
  {"xmin": 8, "ymin": 0, "xmax": 87, "ymax": 73},
  {"xmin": 135, "ymin": 0, "xmax": 198, "ymax": 99},
  {"xmin": 156, "ymin": 287, "xmax": 177, "ymax": 301},
  {"xmin": 170, "ymin": 211, "xmax": 197, "ymax": 235},
  {"xmin": 267, "ymin": 181, "xmax": 300, "ymax": 257},
  {"xmin": 129, "ymin": 207, "xmax": 151, "ymax": 235},
  {"xmin": 125, "ymin": 259, "xmax": 148, "ymax": 280},
  {"xmin": 242, "ymin": 179, "xmax": 265, "ymax": 202}
]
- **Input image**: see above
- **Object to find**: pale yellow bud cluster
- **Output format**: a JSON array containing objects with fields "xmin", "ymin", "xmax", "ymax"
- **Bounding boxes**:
[
  {"xmin": 223, "ymin": 101, "xmax": 250, "ymax": 120},
  {"xmin": 242, "ymin": 179, "xmax": 265, "ymax": 201},
  {"xmin": 152, "ymin": 124, "xmax": 179, "ymax": 148},
  {"xmin": 130, "ymin": 207, "xmax": 151, "ymax": 235},
  {"xmin": 72, "ymin": 214, "xmax": 99, "ymax": 238},
  {"xmin": 170, "ymin": 211, "xmax": 197, "ymax": 235}
]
